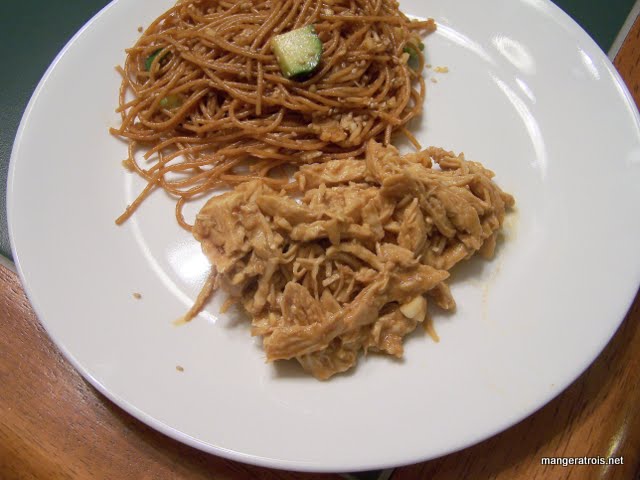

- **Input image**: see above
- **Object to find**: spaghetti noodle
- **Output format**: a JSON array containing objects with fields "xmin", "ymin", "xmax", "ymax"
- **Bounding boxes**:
[{"xmin": 112, "ymin": 0, "xmax": 435, "ymax": 228}]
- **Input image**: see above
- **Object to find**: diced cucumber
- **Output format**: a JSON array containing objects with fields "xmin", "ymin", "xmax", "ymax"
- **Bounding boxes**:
[
  {"xmin": 159, "ymin": 94, "xmax": 182, "ymax": 109},
  {"xmin": 271, "ymin": 25, "xmax": 322, "ymax": 79},
  {"xmin": 403, "ymin": 45, "xmax": 421, "ymax": 70},
  {"xmin": 145, "ymin": 49, "xmax": 170, "ymax": 71}
]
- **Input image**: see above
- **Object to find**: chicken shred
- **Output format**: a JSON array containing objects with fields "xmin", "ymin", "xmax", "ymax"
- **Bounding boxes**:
[{"xmin": 193, "ymin": 140, "xmax": 514, "ymax": 379}]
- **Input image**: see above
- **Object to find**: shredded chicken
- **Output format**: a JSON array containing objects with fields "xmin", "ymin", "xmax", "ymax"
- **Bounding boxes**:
[{"xmin": 193, "ymin": 140, "xmax": 515, "ymax": 379}]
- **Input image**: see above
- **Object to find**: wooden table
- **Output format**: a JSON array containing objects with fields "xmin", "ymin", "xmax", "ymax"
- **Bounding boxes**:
[{"xmin": 2, "ymin": 14, "xmax": 639, "ymax": 480}]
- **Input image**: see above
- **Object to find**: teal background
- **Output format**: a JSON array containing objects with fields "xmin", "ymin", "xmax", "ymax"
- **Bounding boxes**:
[
  {"xmin": 0, "ymin": 0, "xmax": 636, "ymax": 260},
  {"xmin": 556, "ymin": 0, "xmax": 635, "ymax": 50}
]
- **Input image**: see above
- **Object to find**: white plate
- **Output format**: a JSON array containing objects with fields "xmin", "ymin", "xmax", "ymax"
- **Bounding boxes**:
[{"xmin": 8, "ymin": 0, "xmax": 640, "ymax": 472}]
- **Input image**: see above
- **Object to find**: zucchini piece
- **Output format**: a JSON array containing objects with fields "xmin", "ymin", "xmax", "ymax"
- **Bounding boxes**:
[
  {"xmin": 403, "ymin": 45, "xmax": 421, "ymax": 70},
  {"xmin": 145, "ymin": 49, "xmax": 170, "ymax": 71},
  {"xmin": 159, "ymin": 94, "xmax": 182, "ymax": 109},
  {"xmin": 271, "ymin": 25, "xmax": 322, "ymax": 79}
]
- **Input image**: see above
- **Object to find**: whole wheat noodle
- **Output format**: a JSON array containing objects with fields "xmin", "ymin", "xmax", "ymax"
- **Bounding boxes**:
[{"xmin": 111, "ymin": 0, "xmax": 435, "ymax": 229}]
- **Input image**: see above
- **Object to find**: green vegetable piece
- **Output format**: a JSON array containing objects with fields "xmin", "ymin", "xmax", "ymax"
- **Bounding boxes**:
[
  {"xmin": 419, "ymin": 42, "xmax": 425, "ymax": 51},
  {"xmin": 271, "ymin": 25, "xmax": 322, "ymax": 79},
  {"xmin": 159, "ymin": 94, "xmax": 182, "ymax": 109},
  {"xmin": 145, "ymin": 49, "xmax": 169, "ymax": 71},
  {"xmin": 403, "ymin": 45, "xmax": 421, "ymax": 70}
]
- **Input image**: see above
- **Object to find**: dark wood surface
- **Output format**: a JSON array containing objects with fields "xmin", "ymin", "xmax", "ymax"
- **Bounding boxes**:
[
  {"xmin": 1, "ymin": 13, "xmax": 639, "ymax": 480},
  {"xmin": 615, "ymin": 13, "xmax": 640, "ymax": 108}
]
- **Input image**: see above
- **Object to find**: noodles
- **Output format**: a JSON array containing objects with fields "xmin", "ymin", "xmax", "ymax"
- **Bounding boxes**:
[{"xmin": 112, "ymin": 0, "xmax": 435, "ymax": 228}]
